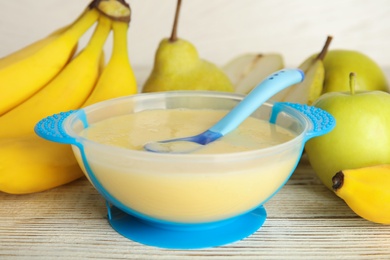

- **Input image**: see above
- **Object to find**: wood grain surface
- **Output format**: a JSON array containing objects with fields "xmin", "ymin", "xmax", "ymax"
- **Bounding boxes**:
[{"xmin": 2, "ymin": 154, "xmax": 390, "ymax": 260}]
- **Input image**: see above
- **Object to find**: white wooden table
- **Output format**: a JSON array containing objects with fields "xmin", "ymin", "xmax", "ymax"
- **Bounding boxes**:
[{"xmin": 2, "ymin": 154, "xmax": 390, "ymax": 259}]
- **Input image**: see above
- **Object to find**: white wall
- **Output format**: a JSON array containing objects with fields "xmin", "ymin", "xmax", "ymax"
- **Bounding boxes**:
[{"xmin": 0, "ymin": 0, "xmax": 389, "ymax": 84}]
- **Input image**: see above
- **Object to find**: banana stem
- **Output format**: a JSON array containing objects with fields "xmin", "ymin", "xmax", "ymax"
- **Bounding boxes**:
[
  {"xmin": 111, "ymin": 21, "xmax": 129, "ymax": 61},
  {"xmin": 169, "ymin": 0, "xmax": 182, "ymax": 42},
  {"xmin": 332, "ymin": 171, "xmax": 344, "ymax": 191},
  {"xmin": 63, "ymin": 9, "xmax": 100, "ymax": 43},
  {"xmin": 92, "ymin": 0, "xmax": 131, "ymax": 23},
  {"xmin": 84, "ymin": 16, "xmax": 111, "ymax": 57}
]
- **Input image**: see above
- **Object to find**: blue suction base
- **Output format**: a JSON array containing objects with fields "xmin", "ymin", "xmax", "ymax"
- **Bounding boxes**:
[{"xmin": 107, "ymin": 205, "xmax": 267, "ymax": 249}]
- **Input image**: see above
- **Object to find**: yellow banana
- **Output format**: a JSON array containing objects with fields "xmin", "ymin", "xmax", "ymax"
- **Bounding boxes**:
[
  {"xmin": 332, "ymin": 164, "xmax": 390, "ymax": 224},
  {"xmin": 0, "ymin": 7, "xmax": 95, "ymax": 69},
  {"xmin": 83, "ymin": 19, "xmax": 137, "ymax": 106},
  {"xmin": 0, "ymin": 15, "xmax": 112, "ymax": 138},
  {"xmin": 98, "ymin": 50, "xmax": 106, "ymax": 74},
  {"xmin": 0, "ymin": 8, "xmax": 99, "ymax": 115},
  {"xmin": 0, "ymin": 26, "xmax": 71, "ymax": 70},
  {"xmin": 0, "ymin": 134, "xmax": 83, "ymax": 194}
]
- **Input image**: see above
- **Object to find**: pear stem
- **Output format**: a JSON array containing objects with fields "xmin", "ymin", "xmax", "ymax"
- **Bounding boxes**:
[
  {"xmin": 349, "ymin": 72, "xmax": 357, "ymax": 95},
  {"xmin": 169, "ymin": 0, "xmax": 182, "ymax": 42},
  {"xmin": 316, "ymin": 35, "xmax": 333, "ymax": 61}
]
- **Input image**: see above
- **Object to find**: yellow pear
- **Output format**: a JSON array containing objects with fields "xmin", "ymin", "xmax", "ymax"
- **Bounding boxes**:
[
  {"xmin": 271, "ymin": 36, "xmax": 333, "ymax": 104},
  {"xmin": 142, "ymin": 0, "xmax": 233, "ymax": 93},
  {"xmin": 222, "ymin": 53, "xmax": 284, "ymax": 94}
]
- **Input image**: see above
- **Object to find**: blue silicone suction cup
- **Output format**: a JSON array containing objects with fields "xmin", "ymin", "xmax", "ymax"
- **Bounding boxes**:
[{"xmin": 106, "ymin": 204, "xmax": 267, "ymax": 249}]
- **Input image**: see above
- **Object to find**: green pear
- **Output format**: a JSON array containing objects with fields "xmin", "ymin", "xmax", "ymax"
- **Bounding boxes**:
[
  {"xmin": 142, "ymin": 0, "xmax": 233, "ymax": 93},
  {"xmin": 323, "ymin": 50, "xmax": 389, "ymax": 93},
  {"xmin": 271, "ymin": 36, "xmax": 332, "ymax": 105},
  {"xmin": 305, "ymin": 73, "xmax": 390, "ymax": 190}
]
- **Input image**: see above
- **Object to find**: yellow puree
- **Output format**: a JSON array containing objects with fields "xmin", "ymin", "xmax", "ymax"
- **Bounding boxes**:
[{"xmin": 77, "ymin": 109, "xmax": 299, "ymax": 223}]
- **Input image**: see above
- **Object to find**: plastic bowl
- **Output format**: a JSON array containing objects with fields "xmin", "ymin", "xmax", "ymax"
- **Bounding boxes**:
[{"xmin": 35, "ymin": 91, "xmax": 335, "ymax": 249}]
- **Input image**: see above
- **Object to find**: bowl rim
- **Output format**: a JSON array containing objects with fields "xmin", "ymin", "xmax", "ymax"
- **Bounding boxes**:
[{"xmin": 64, "ymin": 91, "xmax": 309, "ymax": 162}]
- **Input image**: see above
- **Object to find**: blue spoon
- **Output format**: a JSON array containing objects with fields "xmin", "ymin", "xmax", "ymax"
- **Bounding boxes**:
[{"xmin": 144, "ymin": 68, "xmax": 304, "ymax": 153}]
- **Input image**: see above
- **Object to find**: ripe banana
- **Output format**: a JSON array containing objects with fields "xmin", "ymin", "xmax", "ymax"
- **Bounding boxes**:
[
  {"xmin": 0, "ymin": 134, "xmax": 83, "ymax": 194},
  {"xmin": 332, "ymin": 164, "xmax": 390, "ymax": 224},
  {"xmin": 0, "ymin": 7, "xmax": 100, "ymax": 70},
  {"xmin": 0, "ymin": 15, "xmax": 112, "ymax": 138},
  {"xmin": 0, "ymin": 0, "xmax": 136, "ymax": 195},
  {"xmin": 83, "ymin": 19, "xmax": 137, "ymax": 106},
  {"xmin": 0, "ymin": 26, "xmax": 71, "ymax": 70},
  {"xmin": 0, "ymin": 8, "xmax": 99, "ymax": 115},
  {"xmin": 98, "ymin": 50, "xmax": 106, "ymax": 74}
]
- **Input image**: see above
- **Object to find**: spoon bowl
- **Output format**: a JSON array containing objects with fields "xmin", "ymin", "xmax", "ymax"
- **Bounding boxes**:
[{"xmin": 144, "ymin": 69, "xmax": 304, "ymax": 153}]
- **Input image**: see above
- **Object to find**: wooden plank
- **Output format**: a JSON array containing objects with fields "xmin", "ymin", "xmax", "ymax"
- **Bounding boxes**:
[{"xmin": 1, "ymin": 154, "xmax": 390, "ymax": 259}]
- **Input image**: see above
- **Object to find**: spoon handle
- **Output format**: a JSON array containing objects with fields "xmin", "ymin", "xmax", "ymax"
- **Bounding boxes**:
[{"xmin": 209, "ymin": 68, "xmax": 305, "ymax": 136}]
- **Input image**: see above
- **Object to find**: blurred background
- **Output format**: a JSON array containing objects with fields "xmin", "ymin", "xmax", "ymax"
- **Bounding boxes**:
[{"xmin": 0, "ymin": 0, "xmax": 389, "ymax": 86}]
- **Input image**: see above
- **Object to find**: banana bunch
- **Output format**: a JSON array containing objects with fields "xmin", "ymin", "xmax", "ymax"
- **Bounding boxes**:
[
  {"xmin": 0, "ymin": 0, "xmax": 137, "ymax": 194},
  {"xmin": 332, "ymin": 165, "xmax": 390, "ymax": 224}
]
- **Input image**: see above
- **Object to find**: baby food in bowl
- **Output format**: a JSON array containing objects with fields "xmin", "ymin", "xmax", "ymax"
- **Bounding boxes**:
[
  {"xmin": 35, "ymin": 91, "xmax": 335, "ymax": 249},
  {"xmin": 78, "ymin": 108, "xmax": 298, "ymax": 223}
]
